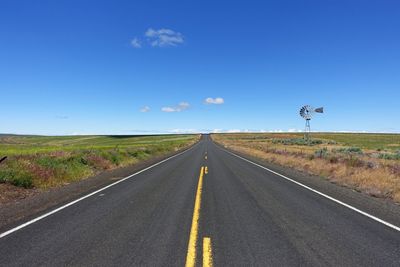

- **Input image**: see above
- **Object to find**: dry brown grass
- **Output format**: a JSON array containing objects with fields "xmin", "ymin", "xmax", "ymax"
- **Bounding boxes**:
[{"xmin": 212, "ymin": 134, "xmax": 400, "ymax": 203}]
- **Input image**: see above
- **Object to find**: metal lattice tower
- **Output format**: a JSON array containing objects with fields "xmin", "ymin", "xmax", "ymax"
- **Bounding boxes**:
[{"xmin": 305, "ymin": 119, "xmax": 311, "ymax": 140}]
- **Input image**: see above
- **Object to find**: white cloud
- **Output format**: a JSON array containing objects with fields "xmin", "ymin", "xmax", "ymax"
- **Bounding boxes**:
[
  {"xmin": 227, "ymin": 129, "xmax": 241, "ymax": 133},
  {"xmin": 161, "ymin": 107, "xmax": 175, "ymax": 113},
  {"xmin": 169, "ymin": 129, "xmax": 198, "ymax": 134},
  {"xmin": 145, "ymin": 28, "xmax": 184, "ymax": 47},
  {"xmin": 131, "ymin": 37, "xmax": 142, "ymax": 48},
  {"xmin": 161, "ymin": 102, "xmax": 190, "ymax": 112},
  {"xmin": 204, "ymin": 97, "xmax": 224, "ymax": 105},
  {"xmin": 140, "ymin": 106, "xmax": 150, "ymax": 112}
]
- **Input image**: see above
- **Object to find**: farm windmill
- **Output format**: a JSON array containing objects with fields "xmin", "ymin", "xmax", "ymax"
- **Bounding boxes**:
[{"xmin": 299, "ymin": 105, "xmax": 324, "ymax": 141}]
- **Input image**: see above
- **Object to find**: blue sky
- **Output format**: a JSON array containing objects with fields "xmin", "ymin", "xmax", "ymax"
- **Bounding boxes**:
[{"xmin": 1, "ymin": 0, "xmax": 399, "ymax": 135}]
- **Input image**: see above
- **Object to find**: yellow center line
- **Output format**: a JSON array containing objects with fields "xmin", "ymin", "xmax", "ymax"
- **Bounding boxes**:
[
  {"xmin": 203, "ymin": 237, "xmax": 214, "ymax": 267},
  {"xmin": 185, "ymin": 167, "xmax": 205, "ymax": 267},
  {"xmin": 205, "ymin": 166, "xmax": 208, "ymax": 174}
]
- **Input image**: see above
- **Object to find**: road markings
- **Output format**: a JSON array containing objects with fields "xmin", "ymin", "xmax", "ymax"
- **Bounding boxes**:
[
  {"xmin": 185, "ymin": 167, "xmax": 205, "ymax": 267},
  {"xmin": 221, "ymin": 147, "xmax": 400, "ymax": 232},
  {"xmin": 0, "ymin": 144, "xmax": 198, "ymax": 239},
  {"xmin": 205, "ymin": 166, "xmax": 209, "ymax": 174},
  {"xmin": 203, "ymin": 237, "xmax": 214, "ymax": 267}
]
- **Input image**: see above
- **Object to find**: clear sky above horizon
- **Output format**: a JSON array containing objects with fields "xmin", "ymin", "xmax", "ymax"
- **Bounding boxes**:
[{"xmin": 1, "ymin": 0, "xmax": 399, "ymax": 135}]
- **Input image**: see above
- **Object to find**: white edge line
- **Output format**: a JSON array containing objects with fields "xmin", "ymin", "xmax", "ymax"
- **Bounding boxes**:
[
  {"xmin": 219, "ymin": 146, "xmax": 400, "ymax": 232},
  {"xmin": 0, "ymin": 144, "xmax": 198, "ymax": 239}
]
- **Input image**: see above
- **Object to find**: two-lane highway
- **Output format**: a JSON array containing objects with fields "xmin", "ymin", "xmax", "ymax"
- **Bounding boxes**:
[{"xmin": 0, "ymin": 135, "xmax": 399, "ymax": 266}]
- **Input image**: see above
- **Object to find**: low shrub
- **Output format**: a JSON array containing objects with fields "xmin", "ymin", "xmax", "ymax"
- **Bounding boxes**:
[
  {"xmin": 100, "ymin": 151, "xmax": 123, "ymax": 166},
  {"xmin": 334, "ymin": 147, "xmax": 363, "ymax": 154},
  {"xmin": 272, "ymin": 138, "xmax": 319, "ymax": 146},
  {"xmin": 344, "ymin": 156, "xmax": 364, "ymax": 167},
  {"xmin": 85, "ymin": 154, "xmax": 112, "ymax": 170},
  {"xmin": 10, "ymin": 174, "xmax": 34, "ymax": 188},
  {"xmin": 0, "ymin": 168, "xmax": 34, "ymax": 188},
  {"xmin": 378, "ymin": 151, "xmax": 400, "ymax": 160},
  {"xmin": 328, "ymin": 156, "xmax": 339, "ymax": 164},
  {"xmin": 314, "ymin": 148, "xmax": 329, "ymax": 158},
  {"xmin": 366, "ymin": 161, "xmax": 378, "ymax": 169}
]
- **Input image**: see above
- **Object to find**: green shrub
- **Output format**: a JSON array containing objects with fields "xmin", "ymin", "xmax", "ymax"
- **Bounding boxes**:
[
  {"xmin": 0, "ymin": 168, "xmax": 34, "ymax": 188},
  {"xmin": 127, "ymin": 148, "xmax": 152, "ymax": 160},
  {"xmin": 11, "ymin": 175, "xmax": 34, "ymax": 188},
  {"xmin": 34, "ymin": 155, "xmax": 92, "ymax": 184},
  {"xmin": 272, "ymin": 138, "xmax": 324, "ymax": 146},
  {"xmin": 378, "ymin": 151, "xmax": 400, "ymax": 160},
  {"xmin": 100, "ymin": 151, "xmax": 124, "ymax": 166},
  {"xmin": 334, "ymin": 147, "xmax": 363, "ymax": 154}
]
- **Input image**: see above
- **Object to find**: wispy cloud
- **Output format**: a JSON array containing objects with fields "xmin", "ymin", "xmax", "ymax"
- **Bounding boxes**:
[
  {"xmin": 140, "ymin": 106, "xmax": 150, "ymax": 112},
  {"xmin": 145, "ymin": 28, "xmax": 184, "ymax": 47},
  {"xmin": 161, "ymin": 102, "xmax": 190, "ymax": 112},
  {"xmin": 55, "ymin": 115, "xmax": 69, "ymax": 120},
  {"xmin": 204, "ymin": 97, "xmax": 224, "ymax": 105},
  {"xmin": 131, "ymin": 38, "xmax": 142, "ymax": 48},
  {"xmin": 131, "ymin": 28, "xmax": 185, "ymax": 49}
]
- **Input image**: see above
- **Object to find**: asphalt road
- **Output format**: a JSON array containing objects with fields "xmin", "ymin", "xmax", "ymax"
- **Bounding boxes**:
[{"xmin": 0, "ymin": 135, "xmax": 399, "ymax": 266}]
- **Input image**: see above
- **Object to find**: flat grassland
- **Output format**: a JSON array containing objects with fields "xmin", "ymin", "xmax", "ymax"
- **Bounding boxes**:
[
  {"xmin": 0, "ymin": 135, "xmax": 199, "ymax": 190},
  {"xmin": 212, "ymin": 133, "xmax": 400, "ymax": 203}
]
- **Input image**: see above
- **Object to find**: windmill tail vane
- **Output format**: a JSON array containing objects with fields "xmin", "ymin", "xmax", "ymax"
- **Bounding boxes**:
[{"xmin": 314, "ymin": 107, "xmax": 324, "ymax": 114}]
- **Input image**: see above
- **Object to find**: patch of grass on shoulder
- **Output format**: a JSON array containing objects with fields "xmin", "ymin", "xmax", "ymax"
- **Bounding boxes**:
[{"xmin": 0, "ymin": 163, "xmax": 34, "ymax": 188}]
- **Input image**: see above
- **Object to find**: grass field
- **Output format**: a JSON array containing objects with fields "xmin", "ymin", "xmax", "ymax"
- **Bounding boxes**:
[
  {"xmin": 220, "ymin": 132, "xmax": 400, "ymax": 150},
  {"xmin": 212, "ymin": 133, "xmax": 400, "ymax": 202},
  {"xmin": 0, "ymin": 135, "xmax": 199, "ymax": 189},
  {"xmin": 0, "ymin": 135, "xmax": 198, "ymax": 155}
]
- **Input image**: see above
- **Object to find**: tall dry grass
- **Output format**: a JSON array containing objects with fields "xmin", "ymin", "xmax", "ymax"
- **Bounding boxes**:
[{"xmin": 212, "ymin": 134, "xmax": 400, "ymax": 203}]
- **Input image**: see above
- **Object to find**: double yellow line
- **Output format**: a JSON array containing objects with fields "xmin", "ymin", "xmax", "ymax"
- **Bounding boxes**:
[{"xmin": 185, "ymin": 166, "xmax": 213, "ymax": 267}]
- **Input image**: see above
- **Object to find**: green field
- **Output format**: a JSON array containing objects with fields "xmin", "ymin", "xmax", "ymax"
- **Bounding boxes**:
[
  {"xmin": 0, "ymin": 135, "xmax": 197, "ymax": 155},
  {"xmin": 0, "ymin": 134, "xmax": 199, "ymax": 189}
]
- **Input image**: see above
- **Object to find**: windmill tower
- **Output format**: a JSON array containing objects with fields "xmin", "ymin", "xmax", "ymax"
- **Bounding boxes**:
[{"xmin": 299, "ymin": 105, "xmax": 324, "ymax": 141}]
